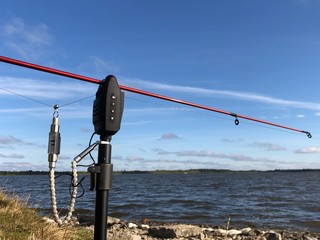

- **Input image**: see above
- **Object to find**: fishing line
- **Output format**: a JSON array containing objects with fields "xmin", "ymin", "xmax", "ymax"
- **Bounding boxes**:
[
  {"xmin": 0, "ymin": 86, "xmax": 52, "ymax": 108},
  {"xmin": 0, "ymin": 86, "xmax": 94, "ymax": 109},
  {"xmin": 59, "ymin": 95, "xmax": 95, "ymax": 108},
  {"xmin": 126, "ymin": 94, "xmax": 308, "ymax": 137}
]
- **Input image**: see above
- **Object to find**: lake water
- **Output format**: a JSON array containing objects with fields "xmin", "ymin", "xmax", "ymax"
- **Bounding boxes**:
[{"xmin": 0, "ymin": 171, "xmax": 319, "ymax": 233}]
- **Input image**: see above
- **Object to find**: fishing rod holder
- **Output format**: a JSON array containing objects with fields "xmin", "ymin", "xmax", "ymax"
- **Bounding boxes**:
[{"xmin": 91, "ymin": 75, "xmax": 124, "ymax": 240}]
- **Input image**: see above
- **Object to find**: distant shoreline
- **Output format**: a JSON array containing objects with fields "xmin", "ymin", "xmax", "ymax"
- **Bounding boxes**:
[{"xmin": 0, "ymin": 168, "xmax": 319, "ymax": 175}]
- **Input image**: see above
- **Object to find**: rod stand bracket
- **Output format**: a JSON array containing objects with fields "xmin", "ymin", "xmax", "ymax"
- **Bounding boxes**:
[{"xmin": 88, "ymin": 163, "xmax": 113, "ymax": 191}]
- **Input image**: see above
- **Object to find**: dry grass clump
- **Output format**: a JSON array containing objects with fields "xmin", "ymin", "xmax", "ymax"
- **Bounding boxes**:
[{"xmin": 0, "ymin": 191, "xmax": 93, "ymax": 239}]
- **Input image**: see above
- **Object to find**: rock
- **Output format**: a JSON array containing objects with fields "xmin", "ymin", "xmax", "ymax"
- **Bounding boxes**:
[
  {"xmin": 128, "ymin": 222, "xmax": 138, "ymax": 228},
  {"xmin": 141, "ymin": 224, "xmax": 150, "ymax": 229},
  {"xmin": 149, "ymin": 224, "xmax": 202, "ymax": 238},
  {"xmin": 264, "ymin": 231, "xmax": 282, "ymax": 240},
  {"xmin": 257, "ymin": 237, "xmax": 267, "ymax": 240},
  {"xmin": 42, "ymin": 217, "xmax": 56, "ymax": 224},
  {"xmin": 216, "ymin": 229, "xmax": 242, "ymax": 236},
  {"xmin": 305, "ymin": 237, "xmax": 318, "ymax": 240},
  {"xmin": 241, "ymin": 227, "xmax": 252, "ymax": 234},
  {"xmin": 255, "ymin": 229, "xmax": 266, "ymax": 235},
  {"xmin": 203, "ymin": 227, "xmax": 215, "ymax": 232},
  {"xmin": 108, "ymin": 216, "xmax": 121, "ymax": 225},
  {"xmin": 228, "ymin": 229, "xmax": 242, "ymax": 235},
  {"xmin": 109, "ymin": 230, "xmax": 141, "ymax": 240},
  {"xmin": 199, "ymin": 232, "xmax": 205, "ymax": 240}
]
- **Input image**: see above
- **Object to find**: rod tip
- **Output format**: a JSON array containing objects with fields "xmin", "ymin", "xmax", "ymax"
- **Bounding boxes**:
[{"xmin": 303, "ymin": 131, "xmax": 312, "ymax": 138}]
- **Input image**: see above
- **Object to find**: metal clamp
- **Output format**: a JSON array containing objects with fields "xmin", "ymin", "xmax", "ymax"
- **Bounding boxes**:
[{"xmin": 88, "ymin": 163, "xmax": 113, "ymax": 191}]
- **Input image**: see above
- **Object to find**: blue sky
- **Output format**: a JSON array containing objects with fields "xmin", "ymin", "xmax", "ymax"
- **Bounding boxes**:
[{"xmin": 1, "ymin": 0, "xmax": 320, "ymax": 171}]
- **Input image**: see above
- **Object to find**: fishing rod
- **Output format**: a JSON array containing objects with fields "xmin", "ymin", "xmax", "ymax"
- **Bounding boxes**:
[{"xmin": 0, "ymin": 55, "xmax": 312, "ymax": 138}]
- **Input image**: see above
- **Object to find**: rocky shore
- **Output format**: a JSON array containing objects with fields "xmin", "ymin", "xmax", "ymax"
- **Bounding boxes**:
[{"xmin": 79, "ymin": 217, "xmax": 320, "ymax": 240}]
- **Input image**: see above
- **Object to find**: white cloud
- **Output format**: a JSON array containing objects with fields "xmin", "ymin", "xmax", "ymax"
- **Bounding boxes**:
[
  {"xmin": 295, "ymin": 147, "xmax": 320, "ymax": 154},
  {"xmin": 1, "ymin": 17, "xmax": 53, "ymax": 61}
]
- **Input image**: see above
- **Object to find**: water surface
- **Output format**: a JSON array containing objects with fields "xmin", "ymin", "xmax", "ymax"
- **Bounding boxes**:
[{"xmin": 0, "ymin": 171, "xmax": 319, "ymax": 232}]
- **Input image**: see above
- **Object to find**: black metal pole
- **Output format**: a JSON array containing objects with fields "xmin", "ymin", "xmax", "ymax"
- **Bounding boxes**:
[{"xmin": 94, "ymin": 136, "xmax": 113, "ymax": 240}]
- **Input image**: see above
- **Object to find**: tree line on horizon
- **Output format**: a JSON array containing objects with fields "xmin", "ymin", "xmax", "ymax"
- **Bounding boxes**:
[{"xmin": 0, "ymin": 168, "xmax": 319, "ymax": 175}]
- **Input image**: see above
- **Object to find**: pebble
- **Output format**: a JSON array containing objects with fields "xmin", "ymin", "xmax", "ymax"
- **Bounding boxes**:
[
  {"xmin": 240, "ymin": 227, "xmax": 251, "ymax": 234},
  {"xmin": 141, "ymin": 224, "xmax": 150, "ymax": 229},
  {"xmin": 79, "ymin": 217, "xmax": 320, "ymax": 240},
  {"xmin": 128, "ymin": 222, "xmax": 138, "ymax": 228}
]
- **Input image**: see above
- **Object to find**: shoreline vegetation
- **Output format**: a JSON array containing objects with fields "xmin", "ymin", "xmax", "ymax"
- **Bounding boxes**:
[
  {"xmin": 0, "ymin": 168, "xmax": 319, "ymax": 175},
  {"xmin": 0, "ymin": 190, "xmax": 92, "ymax": 239},
  {"xmin": 0, "ymin": 191, "xmax": 319, "ymax": 240}
]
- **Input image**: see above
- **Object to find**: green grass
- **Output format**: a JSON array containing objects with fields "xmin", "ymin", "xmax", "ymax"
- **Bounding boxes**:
[{"xmin": 0, "ymin": 191, "xmax": 93, "ymax": 239}]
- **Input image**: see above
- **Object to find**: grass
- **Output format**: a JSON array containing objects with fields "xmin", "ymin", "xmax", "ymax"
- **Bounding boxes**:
[{"xmin": 0, "ymin": 191, "xmax": 93, "ymax": 240}]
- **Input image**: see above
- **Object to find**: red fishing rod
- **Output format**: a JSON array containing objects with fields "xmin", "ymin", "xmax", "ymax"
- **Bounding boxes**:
[{"xmin": 0, "ymin": 55, "xmax": 312, "ymax": 138}]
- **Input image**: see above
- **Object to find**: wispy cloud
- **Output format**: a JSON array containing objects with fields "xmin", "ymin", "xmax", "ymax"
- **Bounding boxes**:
[
  {"xmin": 0, "ymin": 153, "xmax": 24, "ymax": 159},
  {"xmin": 295, "ymin": 147, "xmax": 320, "ymax": 153},
  {"xmin": 159, "ymin": 133, "xmax": 181, "ymax": 140},
  {"xmin": 0, "ymin": 77, "xmax": 96, "ymax": 100},
  {"xmin": 152, "ymin": 148, "xmax": 274, "ymax": 163},
  {"xmin": 292, "ymin": 0, "xmax": 319, "ymax": 4},
  {"xmin": 248, "ymin": 141, "xmax": 287, "ymax": 151},
  {"xmin": 0, "ymin": 135, "xmax": 41, "ymax": 148},
  {"xmin": 77, "ymin": 56, "xmax": 120, "ymax": 77},
  {"xmin": 221, "ymin": 138, "xmax": 245, "ymax": 143},
  {"xmin": 0, "ymin": 161, "xmax": 48, "ymax": 171},
  {"xmin": 0, "ymin": 135, "xmax": 23, "ymax": 145},
  {"xmin": 113, "ymin": 154, "xmax": 228, "ymax": 170},
  {"xmin": 122, "ymin": 78, "xmax": 320, "ymax": 111},
  {"xmin": 1, "ymin": 17, "xmax": 53, "ymax": 61}
]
